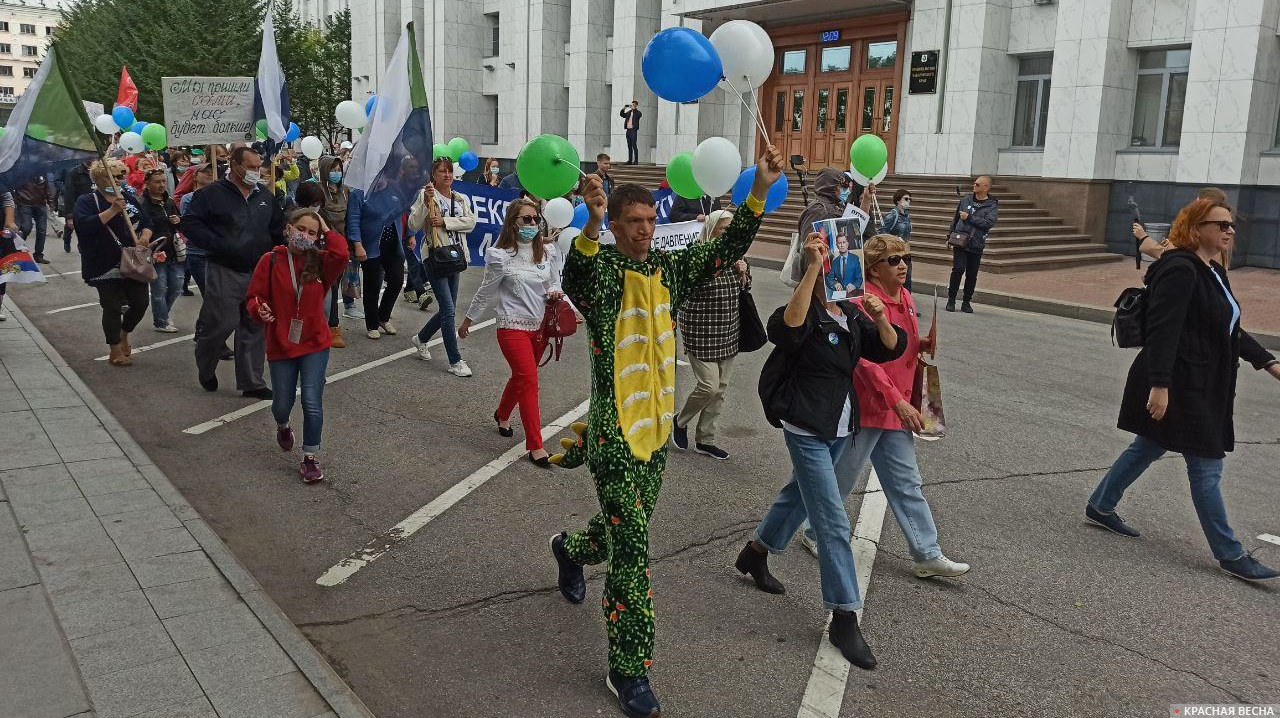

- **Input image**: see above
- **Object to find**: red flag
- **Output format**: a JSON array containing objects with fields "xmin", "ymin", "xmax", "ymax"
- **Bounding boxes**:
[{"xmin": 116, "ymin": 67, "xmax": 137, "ymax": 111}]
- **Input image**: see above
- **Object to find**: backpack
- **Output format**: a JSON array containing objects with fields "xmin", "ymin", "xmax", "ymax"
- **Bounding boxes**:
[{"xmin": 536, "ymin": 297, "xmax": 578, "ymax": 366}]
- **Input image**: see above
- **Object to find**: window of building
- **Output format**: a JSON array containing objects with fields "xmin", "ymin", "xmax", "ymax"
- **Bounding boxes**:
[
  {"xmin": 22, "ymin": 67, "xmax": 35, "ymax": 78},
  {"xmin": 0, "ymin": 66, "xmax": 10, "ymax": 77},
  {"xmin": 1011, "ymin": 55, "xmax": 1052, "ymax": 148},
  {"xmin": 484, "ymin": 13, "xmax": 499, "ymax": 58},
  {"xmin": 482, "ymin": 94, "xmax": 498, "ymax": 144},
  {"xmin": 0, "ymin": 86, "xmax": 13, "ymax": 97},
  {"xmin": 19, "ymin": 23, "xmax": 34, "ymax": 34},
  {"xmin": 781, "ymin": 50, "xmax": 806, "ymax": 75},
  {"xmin": 0, "ymin": 22, "xmax": 8, "ymax": 32},
  {"xmin": 866, "ymin": 41, "xmax": 897, "ymax": 69},
  {"xmin": 1131, "ymin": 48, "xmax": 1189, "ymax": 149},
  {"xmin": 820, "ymin": 45, "xmax": 851, "ymax": 73},
  {"xmin": 22, "ymin": 45, "xmax": 37, "ymax": 57},
  {"xmin": 0, "ymin": 44, "xmax": 10, "ymax": 54},
  {"xmin": 45, "ymin": 27, "xmax": 52, "ymax": 36}
]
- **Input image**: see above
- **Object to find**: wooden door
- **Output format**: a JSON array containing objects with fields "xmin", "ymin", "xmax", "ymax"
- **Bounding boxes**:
[
  {"xmin": 810, "ymin": 82, "xmax": 854, "ymax": 168},
  {"xmin": 770, "ymin": 85, "xmax": 808, "ymax": 161},
  {"xmin": 855, "ymin": 79, "xmax": 898, "ymax": 173}
]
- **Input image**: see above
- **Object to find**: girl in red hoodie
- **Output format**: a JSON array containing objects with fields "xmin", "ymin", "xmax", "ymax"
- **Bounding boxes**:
[{"xmin": 246, "ymin": 209, "xmax": 349, "ymax": 483}]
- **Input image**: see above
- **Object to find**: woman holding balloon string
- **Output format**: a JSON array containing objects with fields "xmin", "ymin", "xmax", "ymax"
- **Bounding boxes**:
[{"xmin": 408, "ymin": 156, "xmax": 476, "ymax": 377}]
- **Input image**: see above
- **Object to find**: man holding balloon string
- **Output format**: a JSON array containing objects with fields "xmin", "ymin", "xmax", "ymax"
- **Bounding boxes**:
[{"xmin": 546, "ymin": 136, "xmax": 785, "ymax": 717}]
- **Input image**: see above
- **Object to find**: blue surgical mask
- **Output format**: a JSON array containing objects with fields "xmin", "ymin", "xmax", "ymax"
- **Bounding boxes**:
[
  {"xmin": 517, "ymin": 226, "xmax": 539, "ymax": 242},
  {"xmin": 101, "ymin": 186, "xmax": 116, "ymax": 195},
  {"xmin": 328, "ymin": 171, "xmax": 343, "ymax": 184},
  {"xmin": 839, "ymin": 188, "xmax": 851, "ymax": 203}
]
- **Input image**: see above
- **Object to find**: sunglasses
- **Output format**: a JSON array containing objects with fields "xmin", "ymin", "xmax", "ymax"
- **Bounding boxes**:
[
  {"xmin": 1197, "ymin": 220, "xmax": 1236, "ymax": 232},
  {"xmin": 873, "ymin": 254, "xmax": 912, "ymax": 267},
  {"xmin": 516, "ymin": 215, "xmax": 540, "ymax": 226}
]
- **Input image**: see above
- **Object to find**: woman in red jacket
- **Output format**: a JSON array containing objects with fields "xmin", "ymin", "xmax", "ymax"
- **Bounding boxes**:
[{"xmin": 246, "ymin": 209, "xmax": 349, "ymax": 483}]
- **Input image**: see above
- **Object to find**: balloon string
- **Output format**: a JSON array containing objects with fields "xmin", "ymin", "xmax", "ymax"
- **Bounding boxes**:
[
  {"xmin": 555, "ymin": 157, "xmax": 589, "ymax": 177},
  {"xmin": 723, "ymin": 76, "xmax": 770, "ymax": 147},
  {"xmin": 870, "ymin": 191, "xmax": 883, "ymax": 228}
]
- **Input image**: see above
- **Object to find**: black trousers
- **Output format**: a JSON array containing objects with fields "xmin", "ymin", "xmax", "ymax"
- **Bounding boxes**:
[
  {"xmin": 626, "ymin": 129, "xmax": 639, "ymax": 164},
  {"xmin": 95, "ymin": 278, "xmax": 149, "ymax": 345},
  {"xmin": 948, "ymin": 248, "xmax": 983, "ymax": 302},
  {"xmin": 361, "ymin": 232, "xmax": 404, "ymax": 331}
]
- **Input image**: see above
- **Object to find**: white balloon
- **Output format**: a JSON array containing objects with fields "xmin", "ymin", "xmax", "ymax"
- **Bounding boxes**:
[
  {"xmin": 453, "ymin": 162, "xmax": 465, "ymax": 178},
  {"xmin": 691, "ymin": 137, "xmax": 741, "ymax": 197},
  {"xmin": 118, "ymin": 131, "xmax": 145, "ymax": 154},
  {"xmin": 300, "ymin": 135, "xmax": 325, "ymax": 159},
  {"xmin": 556, "ymin": 226, "xmax": 581, "ymax": 256},
  {"xmin": 543, "ymin": 197, "xmax": 575, "ymax": 229},
  {"xmin": 712, "ymin": 20, "xmax": 774, "ymax": 92},
  {"xmin": 847, "ymin": 168, "xmax": 871, "ymax": 186},
  {"xmin": 335, "ymin": 100, "xmax": 367, "ymax": 130},
  {"xmin": 871, "ymin": 164, "xmax": 889, "ymax": 185},
  {"xmin": 94, "ymin": 114, "xmax": 119, "ymax": 135}
]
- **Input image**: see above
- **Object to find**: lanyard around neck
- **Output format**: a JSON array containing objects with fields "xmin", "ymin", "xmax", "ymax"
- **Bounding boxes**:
[{"xmin": 285, "ymin": 252, "xmax": 303, "ymax": 314}]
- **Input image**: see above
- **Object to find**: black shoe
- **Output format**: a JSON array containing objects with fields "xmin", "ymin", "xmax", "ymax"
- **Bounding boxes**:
[
  {"xmin": 945, "ymin": 300, "xmax": 956, "ymax": 312},
  {"xmin": 1085, "ymin": 504, "xmax": 1140, "ymax": 538},
  {"xmin": 671, "ymin": 421, "xmax": 688, "ymax": 450},
  {"xmin": 495, "ymin": 411, "xmax": 514, "ymax": 438},
  {"xmin": 35, "ymin": 256, "xmax": 49, "ymax": 265},
  {"xmin": 63, "ymin": 245, "xmax": 71, "ymax": 253},
  {"xmin": 199, "ymin": 375, "xmax": 218, "ymax": 392},
  {"xmin": 550, "ymin": 532, "xmax": 586, "ymax": 604},
  {"xmin": 182, "ymin": 288, "xmax": 195, "ymax": 297},
  {"xmin": 694, "ymin": 443, "xmax": 729, "ymax": 460},
  {"xmin": 219, "ymin": 348, "xmax": 234, "ymax": 361},
  {"xmin": 1219, "ymin": 551, "xmax": 1280, "ymax": 581},
  {"xmin": 606, "ymin": 671, "xmax": 662, "ymax": 718},
  {"xmin": 735, "ymin": 542, "xmax": 785, "ymax": 594},
  {"xmin": 529, "ymin": 453, "xmax": 552, "ymax": 469},
  {"xmin": 242, "ymin": 387, "xmax": 273, "ymax": 400},
  {"xmin": 829, "ymin": 611, "xmax": 877, "ymax": 670},
  {"xmin": 961, "ymin": 301, "xmax": 974, "ymax": 314}
]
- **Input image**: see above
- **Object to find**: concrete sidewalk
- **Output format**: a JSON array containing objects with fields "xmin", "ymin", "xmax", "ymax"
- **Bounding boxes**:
[{"xmin": 0, "ymin": 302, "xmax": 374, "ymax": 718}]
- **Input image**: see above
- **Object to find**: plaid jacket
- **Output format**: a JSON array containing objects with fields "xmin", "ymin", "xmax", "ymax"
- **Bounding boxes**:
[{"xmin": 677, "ymin": 265, "xmax": 748, "ymax": 362}]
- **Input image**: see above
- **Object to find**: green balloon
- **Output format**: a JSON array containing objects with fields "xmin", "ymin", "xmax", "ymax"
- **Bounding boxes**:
[
  {"xmin": 432, "ymin": 142, "xmax": 451, "ymax": 160},
  {"xmin": 255, "ymin": 119, "xmax": 268, "ymax": 141},
  {"xmin": 141, "ymin": 123, "xmax": 167, "ymax": 150},
  {"xmin": 516, "ymin": 134, "xmax": 581, "ymax": 200},
  {"xmin": 665, "ymin": 152, "xmax": 702, "ymax": 200},
  {"xmin": 447, "ymin": 137, "xmax": 469, "ymax": 161},
  {"xmin": 849, "ymin": 134, "xmax": 888, "ymax": 180},
  {"xmin": 26, "ymin": 124, "xmax": 48, "ymax": 141}
]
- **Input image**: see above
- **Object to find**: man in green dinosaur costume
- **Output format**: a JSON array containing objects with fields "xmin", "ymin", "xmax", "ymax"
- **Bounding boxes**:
[{"xmin": 549, "ymin": 145, "xmax": 785, "ymax": 718}]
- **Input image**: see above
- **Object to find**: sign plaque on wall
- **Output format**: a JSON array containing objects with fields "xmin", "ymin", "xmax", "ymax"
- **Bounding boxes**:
[{"xmin": 910, "ymin": 51, "xmax": 939, "ymax": 94}]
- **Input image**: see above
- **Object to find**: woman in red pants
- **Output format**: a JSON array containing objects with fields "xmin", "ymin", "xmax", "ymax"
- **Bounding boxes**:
[{"xmin": 458, "ymin": 198, "xmax": 563, "ymax": 467}]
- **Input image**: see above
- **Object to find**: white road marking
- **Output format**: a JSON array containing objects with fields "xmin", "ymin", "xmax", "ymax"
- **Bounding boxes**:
[
  {"xmin": 45, "ymin": 269, "xmax": 82, "ymax": 278},
  {"xmin": 316, "ymin": 398, "xmax": 592, "ymax": 587},
  {"xmin": 797, "ymin": 469, "xmax": 888, "ymax": 718},
  {"xmin": 1258, "ymin": 533, "xmax": 1280, "ymax": 547},
  {"xmin": 94, "ymin": 334, "xmax": 195, "ymax": 361},
  {"xmin": 181, "ymin": 319, "xmax": 497, "ymax": 435},
  {"xmin": 46, "ymin": 302, "xmax": 98, "ymax": 315}
]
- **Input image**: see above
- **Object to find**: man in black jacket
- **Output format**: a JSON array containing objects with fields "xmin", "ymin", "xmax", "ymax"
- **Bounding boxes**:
[
  {"xmin": 183, "ymin": 147, "xmax": 285, "ymax": 398},
  {"xmin": 620, "ymin": 101, "xmax": 642, "ymax": 165},
  {"xmin": 61, "ymin": 161, "xmax": 94, "ymax": 254},
  {"xmin": 668, "ymin": 193, "xmax": 722, "ymax": 223},
  {"xmin": 946, "ymin": 175, "xmax": 999, "ymax": 313},
  {"xmin": 14, "ymin": 176, "xmax": 53, "ymax": 263}
]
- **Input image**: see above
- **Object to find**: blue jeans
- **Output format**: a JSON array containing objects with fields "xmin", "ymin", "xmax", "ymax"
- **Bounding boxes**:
[
  {"xmin": 754, "ymin": 431, "xmax": 861, "ymax": 611},
  {"xmin": 149, "ymin": 262, "xmax": 185, "ymax": 328},
  {"xmin": 405, "ymin": 243, "xmax": 427, "ymax": 295},
  {"xmin": 1089, "ymin": 435, "xmax": 1244, "ymax": 561},
  {"xmin": 16, "ymin": 204, "xmax": 48, "ymax": 258},
  {"xmin": 268, "ymin": 350, "xmax": 330, "ymax": 454},
  {"xmin": 417, "ymin": 272, "xmax": 461, "ymax": 364},
  {"xmin": 802, "ymin": 428, "xmax": 942, "ymax": 562},
  {"xmin": 186, "ymin": 246, "xmax": 209, "ymax": 295}
]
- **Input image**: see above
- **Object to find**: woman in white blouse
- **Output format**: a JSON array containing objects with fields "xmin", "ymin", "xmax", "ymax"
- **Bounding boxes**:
[{"xmin": 458, "ymin": 198, "xmax": 564, "ymax": 466}]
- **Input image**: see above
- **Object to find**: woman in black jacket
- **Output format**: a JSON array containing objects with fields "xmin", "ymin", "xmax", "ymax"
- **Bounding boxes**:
[
  {"xmin": 74, "ymin": 160, "xmax": 154, "ymax": 366},
  {"xmin": 1087, "ymin": 198, "xmax": 1280, "ymax": 581},
  {"xmin": 139, "ymin": 169, "xmax": 184, "ymax": 333},
  {"xmin": 735, "ymin": 231, "xmax": 905, "ymax": 670}
]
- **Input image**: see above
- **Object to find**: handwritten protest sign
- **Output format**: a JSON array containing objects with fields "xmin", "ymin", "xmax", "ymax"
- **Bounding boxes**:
[{"xmin": 162, "ymin": 77, "xmax": 255, "ymax": 145}]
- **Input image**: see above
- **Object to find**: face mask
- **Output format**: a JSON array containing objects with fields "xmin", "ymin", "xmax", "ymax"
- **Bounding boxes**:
[
  {"xmin": 899, "ymin": 200, "xmax": 910, "ymax": 211},
  {"xmin": 489, "ymin": 167, "xmax": 500, "ymax": 175},
  {"xmin": 239, "ymin": 167, "xmax": 262, "ymax": 185},
  {"xmin": 328, "ymin": 172, "xmax": 343, "ymax": 184},
  {"xmin": 288, "ymin": 229, "xmax": 316, "ymax": 251},
  {"xmin": 839, "ymin": 188, "xmax": 851, "ymax": 203},
  {"xmin": 101, "ymin": 186, "xmax": 116, "ymax": 195},
  {"xmin": 517, "ymin": 225, "xmax": 539, "ymax": 242}
]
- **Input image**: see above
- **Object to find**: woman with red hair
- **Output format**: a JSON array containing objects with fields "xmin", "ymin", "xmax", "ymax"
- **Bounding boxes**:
[{"xmin": 1086, "ymin": 198, "xmax": 1280, "ymax": 581}]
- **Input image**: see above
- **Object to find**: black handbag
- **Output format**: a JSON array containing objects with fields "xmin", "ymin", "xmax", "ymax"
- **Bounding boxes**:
[
  {"xmin": 424, "ymin": 193, "xmax": 468, "ymax": 276},
  {"xmin": 1111, "ymin": 286, "xmax": 1146, "ymax": 348},
  {"xmin": 737, "ymin": 288, "xmax": 768, "ymax": 353}
]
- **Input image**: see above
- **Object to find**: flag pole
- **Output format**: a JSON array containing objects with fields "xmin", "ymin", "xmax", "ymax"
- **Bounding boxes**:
[{"xmin": 95, "ymin": 151, "xmax": 142, "ymax": 246}]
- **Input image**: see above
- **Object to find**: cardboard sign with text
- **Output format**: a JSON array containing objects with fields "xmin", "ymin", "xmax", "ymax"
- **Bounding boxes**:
[{"xmin": 162, "ymin": 77, "xmax": 255, "ymax": 145}]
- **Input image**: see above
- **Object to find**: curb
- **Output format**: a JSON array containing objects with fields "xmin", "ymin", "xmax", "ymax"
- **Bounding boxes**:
[
  {"xmin": 9, "ymin": 301, "xmax": 378, "ymax": 718},
  {"xmin": 745, "ymin": 253, "xmax": 1280, "ymax": 351}
]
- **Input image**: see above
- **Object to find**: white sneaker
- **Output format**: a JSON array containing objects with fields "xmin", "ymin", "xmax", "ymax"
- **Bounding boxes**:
[
  {"xmin": 411, "ymin": 335, "xmax": 432, "ymax": 361},
  {"xmin": 403, "ymin": 290, "xmax": 418, "ymax": 303},
  {"xmin": 799, "ymin": 533, "xmax": 819, "ymax": 558},
  {"xmin": 380, "ymin": 321, "xmax": 398, "ymax": 336},
  {"xmin": 913, "ymin": 555, "xmax": 970, "ymax": 578},
  {"xmin": 343, "ymin": 304, "xmax": 365, "ymax": 319},
  {"xmin": 448, "ymin": 359, "xmax": 473, "ymax": 377},
  {"xmin": 366, "ymin": 329, "xmax": 381, "ymax": 339},
  {"xmin": 154, "ymin": 323, "xmax": 179, "ymax": 333}
]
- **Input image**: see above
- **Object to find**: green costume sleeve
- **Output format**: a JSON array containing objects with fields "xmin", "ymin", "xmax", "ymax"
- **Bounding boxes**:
[
  {"xmin": 659, "ymin": 203, "xmax": 762, "ymax": 309},
  {"xmin": 563, "ymin": 234, "xmax": 606, "ymax": 331}
]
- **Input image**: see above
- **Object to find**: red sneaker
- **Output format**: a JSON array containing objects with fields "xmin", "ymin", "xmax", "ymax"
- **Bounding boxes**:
[
  {"xmin": 300, "ymin": 455, "xmax": 324, "ymax": 483},
  {"xmin": 276, "ymin": 426, "xmax": 295, "ymax": 452}
]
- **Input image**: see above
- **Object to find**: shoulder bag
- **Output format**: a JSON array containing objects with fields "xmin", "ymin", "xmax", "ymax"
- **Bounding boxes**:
[
  {"xmin": 737, "ymin": 288, "xmax": 768, "ymax": 353},
  {"xmin": 95, "ymin": 194, "xmax": 157, "ymax": 283},
  {"xmin": 424, "ymin": 192, "xmax": 469, "ymax": 276}
]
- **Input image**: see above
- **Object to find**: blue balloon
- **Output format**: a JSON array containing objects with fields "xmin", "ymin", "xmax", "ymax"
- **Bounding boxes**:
[
  {"xmin": 112, "ymin": 105, "xmax": 135, "ymax": 130},
  {"xmin": 365, "ymin": 94, "xmax": 377, "ymax": 116},
  {"xmin": 130, "ymin": 121, "xmax": 147, "ymax": 134},
  {"xmin": 641, "ymin": 27, "xmax": 723, "ymax": 103},
  {"xmin": 569, "ymin": 200, "xmax": 589, "ymax": 230},
  {"xmin": 731, "ymin": 166, "xmax": 789, "ymax": 213},
  {"xmin": 458, "ymin": 151, "xmax": 479, "ymax": 172},
  {"xmin": 285, "ymin": 122, "xmax": 300, "ymax": 142}
]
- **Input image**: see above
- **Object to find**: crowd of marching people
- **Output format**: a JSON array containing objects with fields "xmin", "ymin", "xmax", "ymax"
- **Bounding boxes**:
[{"xmin": 6, "ymin": 129, "xmax": 1279, "ymax": 718}]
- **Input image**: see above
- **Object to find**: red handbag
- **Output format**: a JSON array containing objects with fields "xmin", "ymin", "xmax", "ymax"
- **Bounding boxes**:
[{"xmin": 536, "ymin": 298, "xmax": 578, "ymax": 366}]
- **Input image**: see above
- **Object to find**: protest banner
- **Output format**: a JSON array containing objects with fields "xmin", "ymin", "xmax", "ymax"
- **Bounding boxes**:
[
  {"xmin": 162, "ymin": 77, "xmax": 256, "ymax": 145},
  {"xmin": 601, "ymin": 220, "xmax": 701, "ymax": 251}
]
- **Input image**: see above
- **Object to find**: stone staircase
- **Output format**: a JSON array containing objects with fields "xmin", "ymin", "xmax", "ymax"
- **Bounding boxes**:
[{"xmin": 606, "ymin": 165, "xmax": 1119, "ymax": 273}]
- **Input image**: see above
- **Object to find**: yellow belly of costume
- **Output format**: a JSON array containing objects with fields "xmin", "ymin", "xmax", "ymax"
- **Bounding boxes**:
[{"xmin": 614, "ymin": 269, "xmax": 676, "ymax": 462}]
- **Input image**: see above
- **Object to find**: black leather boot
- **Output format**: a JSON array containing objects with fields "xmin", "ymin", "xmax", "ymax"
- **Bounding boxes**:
[
  {"xmin": 735, "ymin": 542, "xmax": 785, "ymax": 594},
  {"xmin": 829, "ymin": 611, "xmax": 877, "ymax": 670}
]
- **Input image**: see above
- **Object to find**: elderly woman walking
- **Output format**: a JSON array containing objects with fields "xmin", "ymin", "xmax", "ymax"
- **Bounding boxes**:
[{"xmin": 673, "ymin": 209, "xmax": 750, "ymax": 460}]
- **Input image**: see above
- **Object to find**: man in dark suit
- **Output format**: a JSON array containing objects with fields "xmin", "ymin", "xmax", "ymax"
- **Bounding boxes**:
[
  {"xmin": 620, "ymin": 101, "xmax": 642, "ymax": 165},
  {"xmin": 825, "ymin": 234, "xmax": 862, "ymax": 297}
]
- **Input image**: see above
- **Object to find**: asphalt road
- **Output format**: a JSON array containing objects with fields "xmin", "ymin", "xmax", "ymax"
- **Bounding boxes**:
[{"xmin": 9, "ymin": 247, "xmax": 1279, "ymax": 718}]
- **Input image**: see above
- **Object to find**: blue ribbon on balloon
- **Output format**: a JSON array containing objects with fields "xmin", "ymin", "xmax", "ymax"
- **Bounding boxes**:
[{"xmin": 731, "ymin": 167, "xmax": 788, "ymax": 213}]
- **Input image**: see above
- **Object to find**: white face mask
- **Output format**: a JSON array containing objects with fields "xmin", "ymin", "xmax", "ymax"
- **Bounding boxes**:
[
  {"xmin": 899, "ymin": 199, "xmax": 910, "ymax": 211},
  {"xmin": 239, "ymin": 166, "xmax": 262, "ymax": 185}
]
